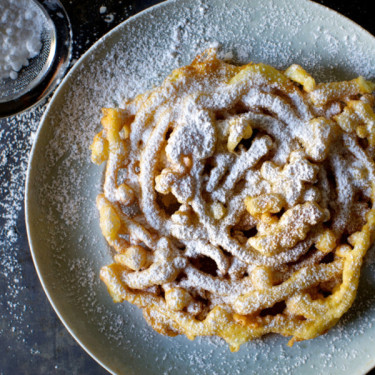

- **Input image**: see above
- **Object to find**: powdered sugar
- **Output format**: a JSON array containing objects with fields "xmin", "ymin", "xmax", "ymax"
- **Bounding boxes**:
[
  {"xmin": 0, "ymin": 0, "xmax": 43, "ymax": 80},
  {"xmin": 0, "ymin": 104, "xmax": 46, "ymax": 358},
  {"xmin": 18, "ymin": 0, "xmax": 375, "ymax": 373}
]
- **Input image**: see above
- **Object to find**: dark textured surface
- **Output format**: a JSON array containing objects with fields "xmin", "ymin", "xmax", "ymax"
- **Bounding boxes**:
[{"xmin": 0, "ymin": 1, "xmax": 374, "ymax": 374}]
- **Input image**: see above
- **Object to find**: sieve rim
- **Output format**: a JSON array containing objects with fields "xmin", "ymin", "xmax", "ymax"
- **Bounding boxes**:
[{"xmin": 0, "ymin": 0, "xmax": 72, "ymax": 118}]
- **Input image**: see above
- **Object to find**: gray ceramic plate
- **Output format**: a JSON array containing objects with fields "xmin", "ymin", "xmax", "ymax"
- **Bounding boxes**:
[{"xmin": 25, "ymin": 0, "xmax": 375, "ymax": 374}]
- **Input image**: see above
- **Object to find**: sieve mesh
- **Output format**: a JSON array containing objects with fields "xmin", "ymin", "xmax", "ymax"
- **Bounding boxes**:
[
  {"xmin": 0, "ymin": 1, "xmax": 55, "ymax": 102},
  {"xmin": 0, "ymin": 0, "xmax": 71, "ymax": 117}
]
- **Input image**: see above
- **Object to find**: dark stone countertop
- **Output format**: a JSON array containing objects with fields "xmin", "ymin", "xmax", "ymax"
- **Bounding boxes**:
[{"xmin": 0, "ymin": 0, "xmax": 374, "ymax": 374}]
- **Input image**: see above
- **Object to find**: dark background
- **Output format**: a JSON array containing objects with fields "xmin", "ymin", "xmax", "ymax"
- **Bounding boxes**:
[{"xmin": 0, "ymin": 0, "xmax": 374, "ymax": 374}]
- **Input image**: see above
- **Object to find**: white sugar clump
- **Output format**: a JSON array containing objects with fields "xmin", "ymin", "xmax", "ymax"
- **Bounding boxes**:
[{"xmin": 0, "ymin": 0, "xmax": 43, "ymax": 80}]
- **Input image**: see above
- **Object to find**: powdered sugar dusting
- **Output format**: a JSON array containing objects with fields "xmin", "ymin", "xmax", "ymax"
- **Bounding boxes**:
[
  {"xmin": 0, "ymin": 104, "xmax": 46, "ymax": 353},
  {"xmin": 20, "ymin": 0, "xmax": 375, "ymax": 374},
  {"xmin": 0, "ymin": 0, "xmax": 43, "ymax": 80}
]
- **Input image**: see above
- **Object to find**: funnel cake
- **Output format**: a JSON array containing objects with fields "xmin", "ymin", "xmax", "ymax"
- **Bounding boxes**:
[{"xmin": 90, "ymin": 49, "xmax": 375, "ymax": 351}]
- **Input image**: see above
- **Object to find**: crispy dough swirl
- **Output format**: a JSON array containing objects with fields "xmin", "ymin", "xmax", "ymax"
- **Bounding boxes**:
[{"xmin": 91, "ymin": 49, "xmax": 375, "ymax": 350}]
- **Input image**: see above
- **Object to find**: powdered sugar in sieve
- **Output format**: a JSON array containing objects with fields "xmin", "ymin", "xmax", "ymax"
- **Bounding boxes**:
[{"xmin": 0, "ymin": 0, "xmax": 72, "ymax": 117}]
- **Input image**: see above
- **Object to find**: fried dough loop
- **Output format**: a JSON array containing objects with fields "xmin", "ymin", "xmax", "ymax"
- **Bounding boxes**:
[{"xmin": 91, "ymin": 49, "xmax": 375, "ymax": 351}]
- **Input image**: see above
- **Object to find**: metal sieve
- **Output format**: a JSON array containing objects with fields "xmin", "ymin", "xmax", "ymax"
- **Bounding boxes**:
[{"xmin": 0, "ymin": 0, "xmax": 72, "ymax": 117}]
